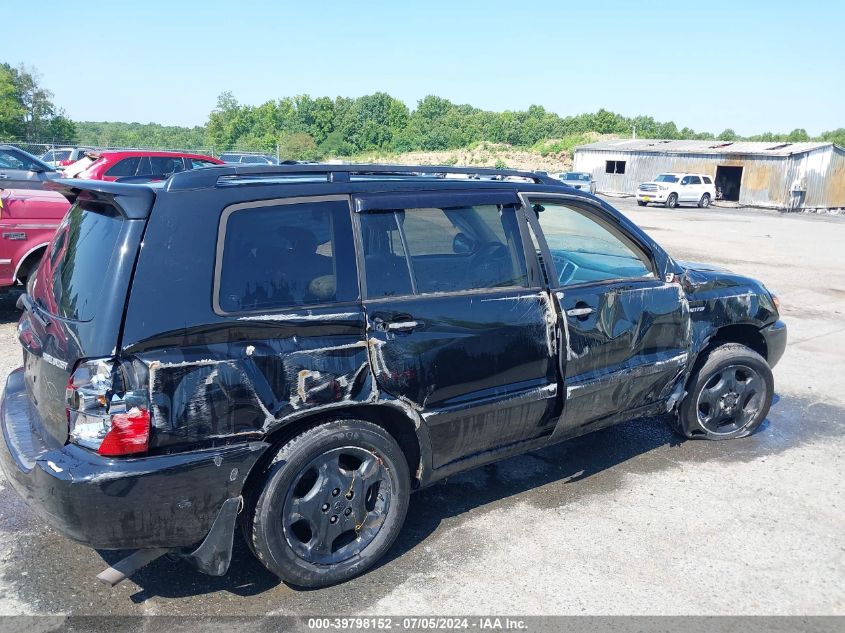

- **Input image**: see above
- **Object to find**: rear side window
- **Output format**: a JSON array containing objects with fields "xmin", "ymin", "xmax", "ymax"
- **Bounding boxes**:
[
  {"xmin": 703, "ymin": 176, "xmax": 712, "ymax": 184},
  {"xmin": 35, "ymin": 200, "xmax": 125, "ymax": 321},
  {"xmin": 360, "ymin": 205, "xmax": 528, "ymax": 297},
  {"xmin": 105, "ymin": 157, "xmax": 140, "ymax": 177},
  {"xmin": 216, "ymin": 199, "xmax": 357, "ymax": 314}
]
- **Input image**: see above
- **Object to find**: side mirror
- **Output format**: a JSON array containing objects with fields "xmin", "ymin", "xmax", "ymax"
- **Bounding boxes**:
[{"xmin": 452, "ymin": 232, "xmax": 477, "ymax": 254}]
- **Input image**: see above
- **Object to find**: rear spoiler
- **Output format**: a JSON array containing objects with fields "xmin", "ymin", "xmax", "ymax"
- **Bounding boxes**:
[{"xmin": 45, "ymin": 178, "xmax": 156, "ymax": 219}]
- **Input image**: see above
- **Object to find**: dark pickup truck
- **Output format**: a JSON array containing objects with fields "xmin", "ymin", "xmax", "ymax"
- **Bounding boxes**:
[{"xmin": 0, "ymin": 164, "xmax": 786, "ymax": 588}]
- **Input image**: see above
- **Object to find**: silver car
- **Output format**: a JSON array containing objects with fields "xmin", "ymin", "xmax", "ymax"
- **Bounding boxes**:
[{"xmin": 557, "ymin": 171, "xmax": 596, "ymax": 194}]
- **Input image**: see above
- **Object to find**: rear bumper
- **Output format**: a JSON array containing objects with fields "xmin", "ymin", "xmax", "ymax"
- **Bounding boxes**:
[
  {"xmin": 762, "ymin": 319, "xmax": 787, "ymax": 368},
  {"xmin": 0, "ymin": 367, "xmax": 268, "ymax": 549}
]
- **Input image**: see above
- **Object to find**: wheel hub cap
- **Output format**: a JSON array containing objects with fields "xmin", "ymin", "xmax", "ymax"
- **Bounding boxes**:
[
  {"xmin": 696, "ymin": 364, "xmax": 765, "ymax": 435},
  {"xmin": 282, "ymin": 446, "xmax": 392, "ymax": 565}
]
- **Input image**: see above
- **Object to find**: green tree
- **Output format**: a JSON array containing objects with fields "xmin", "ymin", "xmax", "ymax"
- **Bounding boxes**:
[
  {"xmin": 279, "ymin": 132, "xmax": 319, "ymax": 161},
  {"xmin": 786, "ymin": 128, "xmax": 809, "ymax": 142},
  {"xmin": 717, "ymin": 128, "xmax": 738, "ymax": 141},
  {"xmin": 0, "ymin": 63, "xmax": 73, "ymax": 140},
  {"xmin": 820, "ymin": 128, "xmax": 845, "ymax": 148},
  {"xmin": 0, "ymin": 64, "xmax": 25, "ymax": 138},
  {"xmin": 341, "ymin": 93, "xmax": 409, "ymax": 151}
]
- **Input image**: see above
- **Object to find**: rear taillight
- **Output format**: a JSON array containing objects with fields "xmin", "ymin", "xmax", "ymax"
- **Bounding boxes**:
[{"xmin": 66, "ymin": 358, "xmax": 150, "ymax": 457}]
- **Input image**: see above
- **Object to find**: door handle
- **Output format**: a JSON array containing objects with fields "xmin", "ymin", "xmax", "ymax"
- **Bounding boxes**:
[
  {"xmin": 385, "ymin": 320, "xmax": 420, "ymax": 332},
  {"xmin": 566, "ymin": 306, "xmax": 594, "ymax": 318},
  {"xmin": 372, "ymin": 316, "xmax": 422, "ymax": 333}
]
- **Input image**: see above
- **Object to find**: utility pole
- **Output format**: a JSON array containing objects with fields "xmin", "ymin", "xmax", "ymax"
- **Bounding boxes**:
[{"xmin": 632, "ymin": 125, "xmax": 636, "ymax": 140}]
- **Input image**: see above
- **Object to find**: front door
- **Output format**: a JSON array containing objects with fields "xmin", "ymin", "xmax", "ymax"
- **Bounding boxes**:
[
  {"xmin": 680, "ymin": 175, "xmax": 703, "ymax": 202},
  {"xmin": 0, "ymin": 147, "xmax": 48, "ymax": 189},
  {"xmin": 356, "ymin": 190, "xmax": 558, "ymax": 469},
  {"xmin": 524, "ymin": 195, "xmax": 690, "ymax": 434}
]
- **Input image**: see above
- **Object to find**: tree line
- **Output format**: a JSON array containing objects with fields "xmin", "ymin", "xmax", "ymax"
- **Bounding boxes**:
[
  {"xmin": 79, "ymin": 91, "xmax": 845, "ymax": 160},
  {"xmin": 0, "ymin": 63, "xmax": 76, "ymax": 141},
  {"xmin": 1, "ymin": 63, "xmax": 843, "ymax": 159}
]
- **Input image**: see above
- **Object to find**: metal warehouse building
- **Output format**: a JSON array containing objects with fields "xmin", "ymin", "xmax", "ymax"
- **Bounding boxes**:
[{"xmin": 573, "ymin": 139, "xmax": 845, "ymax": 211}]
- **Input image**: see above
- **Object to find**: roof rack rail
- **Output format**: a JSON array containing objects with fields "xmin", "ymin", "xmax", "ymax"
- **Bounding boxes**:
[{"xmin": 165, "ymin": 163, "xmax": 559, "ymax": 191}]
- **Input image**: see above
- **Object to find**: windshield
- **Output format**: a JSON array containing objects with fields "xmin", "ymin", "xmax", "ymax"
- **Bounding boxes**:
[
  {"xmin": 654, "ymin": 174, "xmax": 679, "ymax": 183},
  {"xmin": 562, "ymin": 172, "xmax": 590, "ymax": 181}
]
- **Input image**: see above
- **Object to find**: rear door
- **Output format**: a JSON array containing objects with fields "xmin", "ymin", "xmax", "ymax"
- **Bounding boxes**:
[
  {"xmin": 18, "ymin": 193, "xmax": 148, "ymax": 445},
  {"xmin": 355, "ymin": 190, "xmax": 558, "ymax": 469},
  {"xmin": 524, "ymin": 194, "xmax": 689, "ymax": 435}
]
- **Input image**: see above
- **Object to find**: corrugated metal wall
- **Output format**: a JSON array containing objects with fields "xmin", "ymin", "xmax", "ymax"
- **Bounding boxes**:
[{"xmin": 573, "ymin": 147, "xmax": 844, "ymax": 209}]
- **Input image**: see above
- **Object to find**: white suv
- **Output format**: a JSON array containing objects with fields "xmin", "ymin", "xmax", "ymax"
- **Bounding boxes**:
[{"xmin": 637, "ymin": 173, "xmax": 716, "ymax": 208}]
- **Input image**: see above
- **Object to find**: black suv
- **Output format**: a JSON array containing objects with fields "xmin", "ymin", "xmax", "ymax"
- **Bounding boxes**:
[{"xmin": 0, "ymin": 164, "xmax": 786, "ymax": 588}]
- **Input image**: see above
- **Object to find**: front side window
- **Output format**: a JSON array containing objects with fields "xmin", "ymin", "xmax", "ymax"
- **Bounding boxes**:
[
  {"xmin": 149, "ymin": 156, "xmax": 186, "ymax": 175},
  {"xmin": 360, "ymin": 204, "xmax": 528, "ymax": 297},
  {"xmin": 532, "ymin": 201, "xmax": 653, "ymax": 287},
  {"xmin": 217, "ymin": 200, "xmax": 357, "ymax": 313}
]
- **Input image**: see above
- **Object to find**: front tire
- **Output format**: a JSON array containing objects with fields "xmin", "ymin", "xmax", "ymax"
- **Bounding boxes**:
[
  {"xmin": 637, "ymin": 200, "xmax": 647, "ymax": 206},
  {"xmin": 247, "ymin": 419, "xmax": 410, "ymax": 588},
  {"xmin": 675, "ymin": 343, "xmax": 774, "ymax": 440},
  {"xmin": 665, "ymin": 193, "xmax": 679, "ymax": 208},
  {"xmin": 698, "ymin": 193, "xmax": 711, "ymax": 208}
]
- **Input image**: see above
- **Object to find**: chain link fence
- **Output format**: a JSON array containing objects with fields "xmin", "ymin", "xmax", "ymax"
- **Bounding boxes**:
[
  {"xmin": 0, "ymin": 139, "xmax": 218, "ymax": 162},
  {"xmin": 1, "ymin": 140, "xmax": 287, "ymax": 162}
]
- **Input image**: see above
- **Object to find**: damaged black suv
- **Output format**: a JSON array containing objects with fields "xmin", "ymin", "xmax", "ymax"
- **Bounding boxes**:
[{"xmin": 0, "ymin": 164, "xmax": 786, "ymax": 588}]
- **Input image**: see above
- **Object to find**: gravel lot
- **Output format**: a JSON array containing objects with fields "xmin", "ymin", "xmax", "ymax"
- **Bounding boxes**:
[{"xmin": 0, "ymin": 197, "xmax": 842, "ymax": 617}]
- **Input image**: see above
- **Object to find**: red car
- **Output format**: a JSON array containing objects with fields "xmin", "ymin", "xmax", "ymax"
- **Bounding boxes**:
[
  {"xmin": 63, "ymin": 150, "xmax": 223, "ymax": 181},
  {"xmin": 0, "ymin": 188, "xmax": 70, "ymax": 288}
]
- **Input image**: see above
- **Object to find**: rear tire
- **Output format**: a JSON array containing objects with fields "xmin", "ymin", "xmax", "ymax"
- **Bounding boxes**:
[
  {"xmin": 665, "ymin": 193, "xmax": 678, "ymax": 209},
  {"xmin": 637, "ymin": 200, "xmax": 647, "ymax": 206},
  {"xmin": 247, "ymin": 419, "xmax": 410, "ymax": 588},
  {"xmin": 698, "ymin": 193, "xmax": 711, "ymax": 208},
  {"xmin": 675, "ymin": 343, "xmax": 773, "ymax": 440}
]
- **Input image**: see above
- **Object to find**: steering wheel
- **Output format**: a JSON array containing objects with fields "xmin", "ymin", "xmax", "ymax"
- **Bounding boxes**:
[
  {"xmin": 557, "ymin": 259, "xmax": 578, "ymax": 286},
  {"xmin": 471, "ymin": 242, "xmax": 509, "ymax": 264},
  {"xmin": 470, "ymin": 242, "xmax": 510, "ymax": 282}
]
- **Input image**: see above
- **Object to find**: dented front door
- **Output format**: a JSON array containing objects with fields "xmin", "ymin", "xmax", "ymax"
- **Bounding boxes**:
[
  {"xmin": 555, "ymin": 281, "xmax": 689, "ymax": 429},
  {"xmin": 525, "ymin": 196, "xmax": 690, "ymax": 433}
]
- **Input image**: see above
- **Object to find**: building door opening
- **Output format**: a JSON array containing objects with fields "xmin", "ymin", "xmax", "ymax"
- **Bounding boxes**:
[{"xmin": 715, "ymin": 166, "xmax": 743, "ymax": 202}]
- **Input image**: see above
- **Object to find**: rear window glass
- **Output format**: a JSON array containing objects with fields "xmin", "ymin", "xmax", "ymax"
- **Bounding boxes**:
[
  {"xmin": 216, "ymin": 200, "xmax": 357, "ymax": 313},
  {"xmin": 34, "ymin": 200, "xmax": 125, "ymax": 321}
]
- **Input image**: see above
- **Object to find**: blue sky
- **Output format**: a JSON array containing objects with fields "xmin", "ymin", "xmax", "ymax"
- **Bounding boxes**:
[{"xmin": 4, "ymin": 0, "xmax": 842, "ymax": 135}]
